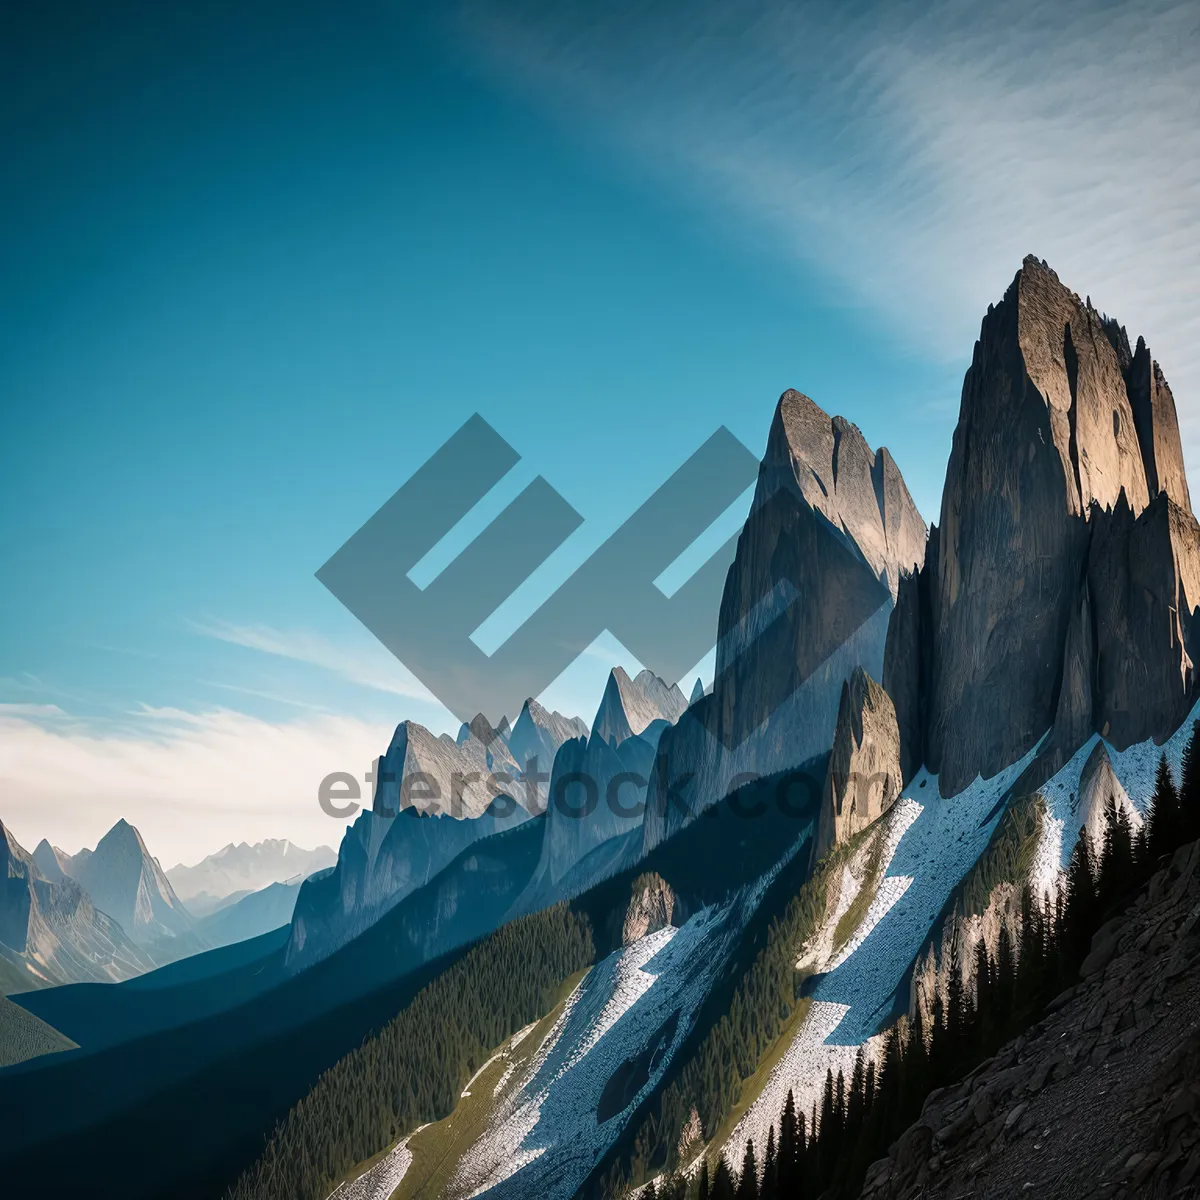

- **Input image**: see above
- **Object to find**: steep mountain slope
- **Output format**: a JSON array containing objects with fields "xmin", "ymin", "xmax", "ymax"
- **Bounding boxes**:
[
  {"xmin": 518, "ymin": 728, "xmax": 657, "ymax": 908},
  {"xmin": 64, "ymin": 819, "xmax": 202, "ymax": 962},
  {"xmin": 863, "ymin": 836, "xmax": 1200, "ymax": 1200},
  {"xmin": 166, "ymin": 838, "xmax": 335, "ymax": 905},
  {"xmin": 285, "ymin": 698, "xmax": 593, "ymax": 971},
  {"xmin": 196, "ymin": 877, "xmax": 302, "ymax": 949},
  {"xmin": 643, "ymin": 391, "xmax": 926, "ymax": 850},
  {"xmin": 0, "ymin": 819, "xmax": 156, "ymax": 992},
  {"xmin": 31, "ymin": 840, "xmax": 73, "ymax": 884}
]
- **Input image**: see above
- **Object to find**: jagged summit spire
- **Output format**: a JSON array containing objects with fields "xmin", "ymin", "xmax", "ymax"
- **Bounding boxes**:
[
  {"xmin": 889, "ymin": 254, "xmax": 1200, "ymax": 796},
  {"xmin": 761, "ymin": 389, "xmax": 925, "ymax": 597}
]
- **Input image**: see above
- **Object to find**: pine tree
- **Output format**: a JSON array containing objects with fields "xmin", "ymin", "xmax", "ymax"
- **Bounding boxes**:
[
  {"xmin": 972, "ymin": 936, "xmax": 993, "ymax": 1045},
  {"xmin": 928, "ymin": 984, "xmax": 947, "ymax": 1086},
  {"xmin": 946, "ymin": 933, "xmax": 966, "ymax": 1072},
  {"xmin": 847, "ymin": 1048, "xmax": 866, "ymax": 1143},
  {"xmin": 1062, "ymin": 827, "xmax": 1097, "ymax": 974},
  {"xmin": 818, "ymin": 1068, "xmax": 836, "ymax": 1188},
  {"xmin": 735, "ymin": 1139, "xmax": 758, "ymax": 1200},
  {"xmin": 795, "ymin": 1106, "xmax": 808, "ymax": 1196},
  {"xmin": 777, "ymin": 1091, "xmax": 797, "ymax": 1194},
  {"xmin": 710, "ymin": 1153, "xmax": 737, "ymax": 1200},
  {"xmin": 760, "ymin": 1125, "xmax": 777, "ymax": 1200},
  {"xmin": 697, "ymin": 1158, "xmax": 710, "ymax": 1200},
  {"xmin": 995, "ymin": 921, "xmax": 1015, "ymax": 1033},
  {"xmin": 1181, "ymin": 722, "xmax": 1200, "ymax": 841},
  {"xmin": 1099, "ymin": 794, "xmax": 1135, "ymax": 908},
  {"xmin": 1015, "ymin": 883, "xmax": 1045, "ymax": 1014},
  {"xmin": 901, "ymin": 1004, "xmax": 928, "ymax": 1117},
  {"xmin": 1148, "ymin": 753, "xmax": 1180, "ymax": 863},
  {"xmin": 645, "ymin": 1181, "xmax": 658, "ymax": 1200}
]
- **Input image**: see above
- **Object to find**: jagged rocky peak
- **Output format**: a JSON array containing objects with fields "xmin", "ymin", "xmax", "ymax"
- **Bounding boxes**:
[
  {"xmin": 689, "ymin": 677, "xmax": 705, "ymax": 706},
  {"xmin": 31, "ymin": 839, "xmax": 72, "ymax": 884},
  {"xmin": 592, "ymin": 666, "xmax": 687, "ymax": 747},
  {"xmin": 0, "ymin": 817, "xmax": 156, "ymax": 986},
  {"xmin": 765, "ymin": 389, "xmax": 926, "ymax": 595},
  {"xmin": 909, "ymin": 255, "xmax": 1200, "ymax": 795},
  {"xmin": 373, "ymin": 718, "xmax": 525, "ymax": 818},
  {"xmin": 68, "ymin": 818, "xmax": 195, "ymax": 944},
  {"xmin": 1002, "ymin": 256, "xmax": 1153, "ymax": 516},
  {"xmin": 816, "ymin": 667, "xmax": 902, "ymax": 857},
  {"xmin": 506, "ymin": 698, "xmax": 589, "ymax": 774},
  {"xmin": 644, "ymin": 390, "xmax": 923, "ymax": 851}
]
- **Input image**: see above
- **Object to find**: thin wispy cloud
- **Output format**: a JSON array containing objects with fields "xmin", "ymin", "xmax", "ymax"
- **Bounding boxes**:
[
  {"xmin": 0, "ymin": 702, "xmax": 69, "ymax": 719},
  {"xmin": 458, "ymin": 0, "xmax": 1200, "ymax": 465},
  {"xmin": 189, "ymin": 617, "xmax": 435, "ymax": 702}
]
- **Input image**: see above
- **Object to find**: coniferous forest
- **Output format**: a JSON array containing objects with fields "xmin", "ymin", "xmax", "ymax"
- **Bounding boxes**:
[{"xmin": 227, "ymin": 904, "xmax": 593, "ymax": 1200}]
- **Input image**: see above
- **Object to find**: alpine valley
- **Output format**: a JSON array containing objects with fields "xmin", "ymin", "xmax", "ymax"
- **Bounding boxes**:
[{"xmin": 5, "ymin": 256, "xmax": 1200, "ymax": 1200}]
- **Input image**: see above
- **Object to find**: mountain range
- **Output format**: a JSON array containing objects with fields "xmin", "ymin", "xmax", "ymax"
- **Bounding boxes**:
[
  {"xmin": 5, "ymin": 255, "xmax": 1200, "ymax": 1200},
  {"xmin": 1, "ymin": 824, "xmax": 342, "ymax": 998}
]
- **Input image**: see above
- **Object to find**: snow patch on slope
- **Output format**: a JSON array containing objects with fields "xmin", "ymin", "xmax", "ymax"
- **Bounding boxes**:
[
  {"xmin": 328, "ymin": 1127, "xmax": 424, "ymax": 1200},
  {"xmin": 450, "ymin": 828, "xmax": 811, "ymax": 1200},
  {"xmin": 809, "ymin": 747, "xmax": 1037, "ymax": 1046},
  {"xmin": 1038, "ymin": 697, "xmax": 1200, "ymax": 872},
  {"xmin": 823, "ymin": 800, "xmax": 920, "ymax": 973}
]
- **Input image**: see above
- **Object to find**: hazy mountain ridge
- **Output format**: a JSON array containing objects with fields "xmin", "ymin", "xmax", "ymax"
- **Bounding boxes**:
[{"xmin": 166, "ymin": 838, "xmax": 335, "ymax": 904}]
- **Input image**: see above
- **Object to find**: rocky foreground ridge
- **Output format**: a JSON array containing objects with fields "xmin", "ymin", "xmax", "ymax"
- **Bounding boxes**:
[{"xmin": 865, "ymin": 838, "xmax": 1200, "ymax": 1200}]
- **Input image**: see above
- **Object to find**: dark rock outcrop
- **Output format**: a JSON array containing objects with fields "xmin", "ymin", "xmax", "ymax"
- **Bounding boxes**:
[
  {"xmin": 890, "ymin": 257, "xmax": 1200, "ymax": 794},
  {"xmin": 622, "ymin": 872, "xmax": 675, "ymax": 945},
  {"xmin": 816, "ymin": 667, "xmax": 903, "ymax": 857}
]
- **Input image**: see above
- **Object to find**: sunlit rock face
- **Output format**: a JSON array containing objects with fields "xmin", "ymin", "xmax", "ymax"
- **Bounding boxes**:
[
  {"xmin": 644, "ymin": 389, "xmax": 925, "ymax": 851},
  {"xmin": 891, "ymin": 256, "xmax": 1200, "ymax": 796}
]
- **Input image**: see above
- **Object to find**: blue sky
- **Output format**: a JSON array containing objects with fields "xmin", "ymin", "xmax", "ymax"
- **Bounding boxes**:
[{"xmin": 2, "ymin": 0, "xmax": 1197, "ymax": 862}]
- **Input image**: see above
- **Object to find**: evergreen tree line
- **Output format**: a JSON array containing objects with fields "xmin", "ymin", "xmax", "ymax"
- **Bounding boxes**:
[
  {"xmin": 638, "ymin": 727, "xmax": 1200, "ymax": 1200},
  {"xmin": 227, "ymin": 904, "xmax": 594, "ymax": 1200}
]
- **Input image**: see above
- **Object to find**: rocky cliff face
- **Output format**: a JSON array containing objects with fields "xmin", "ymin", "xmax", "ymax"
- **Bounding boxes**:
[
  {"xmin": 372, "ymin": 718, "xmax": 528, "ymax": 819},
  {"xmin": 591, "ymin": 667, "xmax": 686, "ymax": 748},
  {"xmin": 644, "ymin": 391, "xmax": 925, "ymax": 850},
  {"xmin": 816, "ymin": 667, "xmax": 903, "ymax": 857},
  {"xmin": 890, "ymin": 257, "xmax": 1200, "ymax": 795}
]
